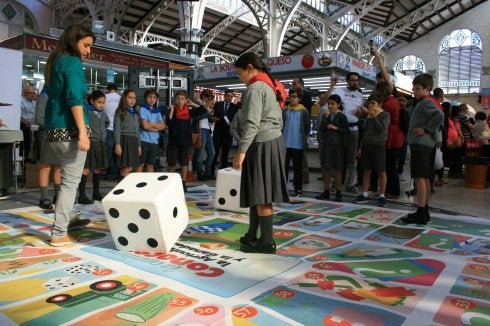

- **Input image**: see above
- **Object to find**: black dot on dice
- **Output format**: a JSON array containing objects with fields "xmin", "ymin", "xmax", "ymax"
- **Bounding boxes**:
[
  {"xmin": 157, "ymin": 175, "xmax": 168, "ymax": 181},
  {"xmin": 139, "ymin": 209, "xmax": 150, "ymax": 219},
  {"xmin": 218, "ymin": 197, "xmax": 226, "ymax": 205},
  {"xmin": 128, "ymin": 223, "xmax": 138, "ymax": 233},
  {"xmin": 113, "ymin": 189, "xmax": 124, "ymax": 195},
  {"xmin": 109, "ymin": 208, "xmax": 119, "ymax": 218},
  {"xmin": 147, "ymin": 238, "xmax": 158, "ymax": 248},
  {"xmin": 118, "ymin": 237, "xmax": 128, "ymax": 246},
  {"xmin": 173, "ymin": 207, "xmax": 178, "ymax": 218},
  {"xmin": 136, "ymin": 182, "xmax": 147, "ymax": 188},
  {"xmin": 230, "ymin": 189, "xmax": 237, "ymax": 197}
]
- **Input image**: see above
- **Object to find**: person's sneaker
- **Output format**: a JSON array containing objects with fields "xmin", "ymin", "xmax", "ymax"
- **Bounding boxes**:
[
  {"xmin": 50, "ymin": 234, "xmax": 79, "ymax": 247},
  {"xmin": 335, "ymin": 192, "xmax": 342, "ymax": 202},
  {"xmin": 345, "ymin": 185, "xmax": 357, "ymax": 193},
  {"xmin": 315, "ymin": 191, "xmax": 330, "ymax": 200},
  {"xmin": 295, "ymin": 189, "xmax": 304, "ymax": 197},
  {"xmin": 353, "ymin": 194, "xmax": 369, "ymax": 204},
  {"xmin": 378, "ymin": 196, "xmax": 386, "ymax": 207},
  {"xmin": 78, "ymin": 196, "xmax": 94, "ymax": 205}
]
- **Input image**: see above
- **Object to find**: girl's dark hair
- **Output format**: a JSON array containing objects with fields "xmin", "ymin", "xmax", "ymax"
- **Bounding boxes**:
[
  {"xmin": 88, "ymin": 90, "xmax": 105, "ymax": 103},
  {"xmin": 475, "ymin": 111, "xmax": 487, "ymax": 121},
  {"xmin": 144, "ymin": 88, "xmax": 160, "ymax": 100},
  {"xmin": 200, "ymin": 89, "xmax": 214, "ymax": 100},
  {"xmin": 44, "ymin": 24, "xmax": 96, "ymax": 86},
  {"xmin": 328, "ymin": 94, "xmax": 344, "ymax": 111},
  {"xmin": 235, "ymin": 52, "xmax": 284, "ymax": 104},
  {"xmin": 116, "ymin": 89, "xmax": 136, "ymax": 121}
]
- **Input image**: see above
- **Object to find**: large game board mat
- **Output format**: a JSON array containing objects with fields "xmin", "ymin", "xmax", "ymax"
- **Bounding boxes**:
[{"xmin": 0, "ymin": 185, "xmax": 489, "ymax": 325}]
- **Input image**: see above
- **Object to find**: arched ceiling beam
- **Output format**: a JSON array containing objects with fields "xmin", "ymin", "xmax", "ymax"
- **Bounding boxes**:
[
  {"xmin": 366, "ymin": 0, "xmax": 449, "ymax": 55},
  {"xmin": 132, "ymin": 0, "xmax": 174, "ymax": 46},
  {"xmin": 200, "ymin": 3, "xmax": 250, "ymax": 60},
  {"xmin": 240, "ymin": 0, "xmax": 270, "ymax": 55},
  {"xmin": 334, "ymin": 0, "xmax": 386, "ymax": 50}
]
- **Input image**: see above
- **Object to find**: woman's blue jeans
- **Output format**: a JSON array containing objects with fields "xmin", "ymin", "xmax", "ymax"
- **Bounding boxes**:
[{"xmin": 195, "ymin": 128, "xmax": 215, "ymax": 176}]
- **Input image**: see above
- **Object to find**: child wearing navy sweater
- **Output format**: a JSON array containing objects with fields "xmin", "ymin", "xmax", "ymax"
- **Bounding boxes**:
[{"xmin": 78, "ymin": 90, "xmax": 110, "ymax": 204}]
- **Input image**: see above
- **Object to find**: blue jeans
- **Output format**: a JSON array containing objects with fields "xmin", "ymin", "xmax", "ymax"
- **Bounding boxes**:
[{"xmin": 195, "ymin": 129, "xmax": 215, "ymax": 176}]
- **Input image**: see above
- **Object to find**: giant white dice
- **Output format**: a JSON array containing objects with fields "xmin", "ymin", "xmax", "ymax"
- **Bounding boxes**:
[
  {"xmin": 102, "ymin": 172, "xmax": 188, "ymax": 253},
  {"xmin": 214, "ymin": 168, "xmax": 249, "ymax": 214}
]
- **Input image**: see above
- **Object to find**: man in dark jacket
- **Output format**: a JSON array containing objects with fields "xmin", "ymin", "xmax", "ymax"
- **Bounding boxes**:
[{"xmin": 212, "ymin": 89, "xmax": 238, "ymax": 173}]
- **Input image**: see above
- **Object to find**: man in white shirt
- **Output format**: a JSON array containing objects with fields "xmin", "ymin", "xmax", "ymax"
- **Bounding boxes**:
[
  {"xmin": 104, "ymin": 83, "xmax": 121, "ymax": 180},
  {"xmin": 20, "ymin": 85, "xmax": 37, "ymax": 162},
  {"xmin": 323, "ymin": 72, "xmax": 364, "ymax": 193}
]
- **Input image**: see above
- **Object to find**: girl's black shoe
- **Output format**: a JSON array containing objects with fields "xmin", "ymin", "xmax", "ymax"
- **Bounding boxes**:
[
  {"xmin": 92, "ymin": 193, "xmax": 104, "ymax": 201},
  {"xmin": 239, "ymin": 233, "xmax": 257, "ymax": 245},
  {"xmin": 240, "ymin": 240, "xmax": 276, "ymax": 254},
  {"xmin": 78, "ymin": 196, "xmax": 94, "ymax": 205}
]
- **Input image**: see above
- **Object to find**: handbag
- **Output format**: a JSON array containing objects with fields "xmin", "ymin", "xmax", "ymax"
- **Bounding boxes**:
[
  {"xmin": 192, "ymin": 132, "xmax": 201, "ymax": 149},
  {"xmin": 434, "ymin": 147, "xmax": 444, "ymax": 170}
]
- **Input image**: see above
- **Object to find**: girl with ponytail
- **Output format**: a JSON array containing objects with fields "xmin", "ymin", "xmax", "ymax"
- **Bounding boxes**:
[{"xmin": 233, "ymin": 52, "xmax": 289, "ymax": 254}]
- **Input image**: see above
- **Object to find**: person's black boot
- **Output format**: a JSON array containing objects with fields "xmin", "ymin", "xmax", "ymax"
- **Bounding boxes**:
[
  {"xmin": 425, "ymin": 205, "xmax": 431, "ymax": 221},
  {"xmin": 401, "ymin": 207, "xmax": 427, "ymax": 225}
]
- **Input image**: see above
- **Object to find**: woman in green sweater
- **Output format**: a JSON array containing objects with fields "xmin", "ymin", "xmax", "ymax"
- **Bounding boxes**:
[
  {"xmin": 233, "ymin": 52, "xmax": 289, "ymax": 254},
  {"xmin": 44, "ymin": 25, "xmax": 95, "ymax": 246}
]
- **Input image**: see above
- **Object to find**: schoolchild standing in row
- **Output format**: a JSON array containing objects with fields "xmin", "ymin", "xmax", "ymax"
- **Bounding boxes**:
[
  {"xmin": 78, "ymin": 90, "xmax": 110, "ymax": 204},
  {"xmin": 316, "ymin": 94, "xmax": 349, "ymax": 202},
  {"xmin": 167, "ymin": 90, "xmax": 207, "ymax": 185},
  {"xmin": 137, "ymin": 88, "xmax": 166, "ymax": 172},
  {"xmin": 283, "ymin": 87, "xmax": 310, "ymax": 197},
  {"xmin": 114, "ymin": 89, "xmax": 141, "ymax": 179},
  {"xmin": 354, "ymin": 92, "xmax": 390, "ymax": 207}
]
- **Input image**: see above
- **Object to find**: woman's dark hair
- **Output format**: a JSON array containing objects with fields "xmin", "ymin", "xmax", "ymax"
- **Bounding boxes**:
[
  {"xmin": 116, "ymin": 89, "xmax": 136, "ymax": 122},
  {"xmin": 235, "ymin": 52, "xmax": 284, "ymax": 104},
  {"xmin": 143, "ymin": 88, "xmax": 160, "ymax": 100},
  {"xmin": 88, "ymin": 90, "xmax": 105, "ymax": 103},
  {"xmin": 44, "ymin": 24, "xmax": 96, "ymax": 86},
  {"xmin": 441, "ymin": 102, "xmax": 451, "ymax": 117},
  {"xmin": 328, "ymin": 94, "xmax": 343, "ymax": 111},
  {"xmin": 450, "ymin": 105, "xmax": 460, "ymax": 119},
  {"xmin": 374, "ymin": 81, "xmax": 390, "ymax": 103}
]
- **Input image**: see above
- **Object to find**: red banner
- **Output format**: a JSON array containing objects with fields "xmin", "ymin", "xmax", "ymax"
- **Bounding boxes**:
[
  {"xmin": 481, "ymin": 95, "xmax": 490, "ymax": 109},
  {"xmin": 0, "ymin": 34, "xmax": 169, "ymax": 68}
]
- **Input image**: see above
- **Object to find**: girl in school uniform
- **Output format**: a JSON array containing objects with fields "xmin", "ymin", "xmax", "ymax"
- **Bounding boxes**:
[
  {"xmin": 233, "ymin": 52, "xmax": 289, "ymax": 254},
  {"xmin": 78, "ymin": 90, "xmax": 110, "ymax": 204},
  {"xmin": 316, "ymin": 94, "xmax": 349, "ymax": 202},
  {"xmin": 114, "ymin": 89, "xmax": 141, "ymax": 178}
]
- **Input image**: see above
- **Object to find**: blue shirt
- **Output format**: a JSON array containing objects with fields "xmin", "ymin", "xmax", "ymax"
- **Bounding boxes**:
[
  {"xmin": 139, "ymin": 106, "xmax": 164, "ymax": 144},
  {"xmin": 283, "ymin": 110, "xmax": 304, "ymax": 149}
]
